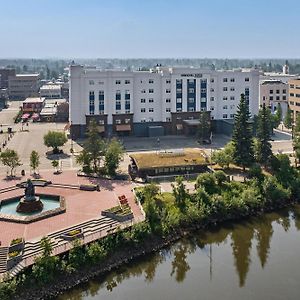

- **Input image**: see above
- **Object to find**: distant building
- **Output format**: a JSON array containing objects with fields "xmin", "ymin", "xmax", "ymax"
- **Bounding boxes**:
[
  {"xmin": 8, "ymin": 73, "xmax": 40, "ymax": 99},
  {"xmin": 22, "ymin": 97, "xmax": 45, "ymax": 113},
  {"xmin": 0, "ymin": 88, "xmax": 9, "ymax": 109},
  {"xmin": 0, "ymin": 68, "xmax": 16, "ymax": 89},
  {"xmin": 40, "ymin": 84, "xmax": 62, "ymax": 99},
  {"xmin": 288, "ymin": 78, "xmax": 300, "ymax": 121},
  {"xmin": 69, "ymin": 64, "xmax": 260, "ymax": 139},
  {"xmin": 259, "ymin": 80, "xmax": 288, "ymax": 118},
  {"xmin": 40, "ymin": 98, "xmax": 68, "ymax": 122}
]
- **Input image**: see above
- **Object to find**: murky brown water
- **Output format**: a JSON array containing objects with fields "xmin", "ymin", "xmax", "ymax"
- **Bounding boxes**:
[{"xmin": 58, "ymin": 205, "xmax": 300, "ymax": 300}]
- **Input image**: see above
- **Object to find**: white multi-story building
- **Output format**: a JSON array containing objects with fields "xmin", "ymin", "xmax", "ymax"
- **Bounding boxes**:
[{"xmin": 69, "ymin": 65, "xmax": 260, "ymax": 138}]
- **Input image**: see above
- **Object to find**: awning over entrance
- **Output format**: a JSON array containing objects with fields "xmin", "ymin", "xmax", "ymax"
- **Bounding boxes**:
[
  {"xmin": 21, "ymin": 113, "xmax": 30, "ymax": 119},
  {"xmin": 116, "ymin": 124, "xmax": 131, "ymax": 131}
]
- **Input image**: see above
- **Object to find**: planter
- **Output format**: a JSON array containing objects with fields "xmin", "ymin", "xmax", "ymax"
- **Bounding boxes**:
[
  {"xmin": 9, "ymin": 239, "xmax": 25, "ymax": 253},
  {"xmin": 7, "ymin": 251, "xmax": 23, "ymax": 270},
  {"xmin": 61, "ymin": 229, "xmax": 84, "ymax": 241},
  {"xmin": 79, "ymin": 184, "xmax": 100, "ymax": 191},
  {"xmin": 102, "ymin": 210, "xmax": 134, "ymax": 222}
]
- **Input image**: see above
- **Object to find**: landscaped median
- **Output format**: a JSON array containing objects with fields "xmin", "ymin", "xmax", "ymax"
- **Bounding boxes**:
[{"xmin": 101, "ymin": 204, "xmax": 134, "ymax": 222}]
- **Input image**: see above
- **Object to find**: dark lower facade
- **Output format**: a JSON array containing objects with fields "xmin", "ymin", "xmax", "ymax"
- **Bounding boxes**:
[{"xmin": 70, "ymin": 112, "xmax": 234, "ymax": 139}]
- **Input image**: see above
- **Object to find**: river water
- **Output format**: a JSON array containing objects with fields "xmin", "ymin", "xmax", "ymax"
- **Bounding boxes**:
[{"xmin": 58, "ymin": 205, "xmax": 300, "ymax": 300}]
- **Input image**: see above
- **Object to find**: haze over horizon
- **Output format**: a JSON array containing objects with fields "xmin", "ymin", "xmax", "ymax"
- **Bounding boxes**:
[{"xmin": 1, "ymin": 0, "xmax": 299, "ymax": 59}]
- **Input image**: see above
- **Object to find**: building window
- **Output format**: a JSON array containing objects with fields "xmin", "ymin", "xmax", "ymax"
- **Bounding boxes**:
[
  {"xmin": 176, "ymin": 108, "xmax": 182, "ymax": 112},
  {"xmin": 99, "ymin": 90, "xmax": 104, "ymax": 100},
  {"xmin": 188, "ymin": 98, "xmax": 195, "ymax": 103},
  {"xmin": 283, "ymin": 96, "xmax": 286, "ymax": 100},
  {"xmin": 149, "ymin": 108, "xmax": 154, "ymax": 113},
  {"xmin": 276, "ymin": 96, "xmax": 280, "ymax": 101},
  {"xmin": 210, "ymin": 97, "xmax": 214, "ymax": 101},
  {"xmin": 115, "ymin": 80, "xmax": 121, "ymax": 84},
  {"xmin": 166, "ymin": 98, "xmax": 171, "ymax": 103},
  {"xmin": 141, "ymin": 98, "xmax": 146, "ymax": 103},
  {"xmin": 223, "ymin": 78, "xmax": 228, "ymax": 82},
  {"xmin": 125, "ymin": 90, "xmax": 130, "ymax": 100},
  {"xmin": 223, "ymin": 97, "xmax": 228, "ymax": 101},
  {"xmin": 230, "ymin": 87, "xmax": 235, "ymax": 91},
  {"xmin": 125, "ymin": 100, "xmax": 130, "ymax": 110},
  {"xmin": 210, "ymin": 78, "xmax": 215, "ymax": 83},
  {"xmin": 125, "ymin": 118, "xmax": 131, "ymax": 124},
  {"xmin": 188, "ymin": 107, "xmax": 195, "ymax": 112},
  {"xmin": 270, "ymin": 90, "xmax": 273, "ymax": 94},
  {"xmin": 210, "ymin": 88, "xmax": 215, "ymax": 92},
  {"xmin": 89, "ymin": 99, "xmax": 95, "ymax": 115},
  {"xmin": 99, "ymin": 100, "xmax": 104, "ymax": 111},
  {"xmin": 230, "ymin": 96, "xmax": 235, "ymax": 101},
  {"xmin": 230, "ymin": 104, "xmax": 235, "ymax": 109},
  {"xmin": 210, "ymin": 106, "xmax": 214, "ymax": 110},
  {"xmin": 149, "ymin": 79, "xmax": 154, "ymax": 84},
  {"xmin": 98, "ymin": 81, "xmax": 104, "ymax": 85},
  {"xmin": 141, "ymin": 89, "xmax": 146, "ymax": 93},
  {"xmin": 89, "ymin": 91, "xmax": 95, "ymax": 100},
  {"xmin": 116, "ymin": 101, "xmax": 121, "ymax": 110},
  {"xmin": 230, "ymin": 114, "xmax": 235, "ymax": 118},
  {"xmin": 166, "ymin": 117, "xmax": 171, "ymax": 122},
  {"xmin": 276, "ymin": 89, "xmax": 280, "ymax": 94},
  {"xmin": 270, "ymin": 96, "xmax": 273, "ymax": 101},
  {"xmin": 166, "ymin": 89, "xmax": 171, "ymax": 93},
  {"xmin": 166, "ymin": 79, "xmax": 171, "ymax": 84},
  {"xmin": 245, "ymin": 78, "xmax": 249, "ymax": 82},
  {"xmin": 223, "ymin": 114, "xmax": 228, "ymax": 119},
  {"xmin": 283, "ymin": 89, "xmax": 287, "ymax": 94},
  {"xmin": 125, "ymin": 79, "xmax": 130, "ymax": 84},
  {"xmin": 116, "ymin": 90, "xmax": 121, "ymax": 100},
  {"xmin": 176, "ymin": 98, "xmax": 182, "ymax": 103},
  {"xmin": 223, "ymin": 105, "xmax": 228, "ymax": 109},
  {"xmin": 223, "ymin": 87, "xmax": 228, "ymax": 91},
  {"xmin": 141, "ymin": 108, "xmax": 146, "ymax": 113},
  {"xmin": 89, "ymin": 80, "xmax": 94, "ymax": 85},
  {"xmin": 149, "ymin": 89, "xmax": 154, "ymax": 93},
  {"xmin": 166, "ymin": 108, "xmax": 171, "ymax": 112},
  {"xmin": 230, "ymin": 78, "xmax": 235, "ymax": 82},
  {"xmin": 115, "ymin": 119, "xmax": 121, "ymax": 124},
  {"xmin": 99, "ymin": 120, "xmax": 104, "ymax": 125},
  {"xmin": 188, "ymin": 88, "xmax": 195, "ymax": 93},
  {"xmin": 149, "ymin": 98, "xmax": 154, "ymax": 103}
]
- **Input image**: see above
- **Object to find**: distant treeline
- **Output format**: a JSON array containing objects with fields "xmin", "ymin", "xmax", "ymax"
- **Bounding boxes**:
[{"xmin": 1, "ymin": 58, "xmax": 300, "ymax": 78}]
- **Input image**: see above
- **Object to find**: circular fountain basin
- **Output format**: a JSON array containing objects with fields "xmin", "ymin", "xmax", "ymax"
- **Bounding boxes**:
[{"xmin": 0, "ymin": 194, "xmax": 65, "ymax": 223}]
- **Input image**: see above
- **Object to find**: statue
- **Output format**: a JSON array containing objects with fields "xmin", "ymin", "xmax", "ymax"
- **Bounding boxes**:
[{"xmin": 24, "ymin": 179, "xmax": 35, "ymax": 200}]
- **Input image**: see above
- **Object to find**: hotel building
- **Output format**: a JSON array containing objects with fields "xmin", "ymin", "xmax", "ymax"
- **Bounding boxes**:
[{"xmin": 69, "ymin": 65, "xmax": 260, "ymax": 138}]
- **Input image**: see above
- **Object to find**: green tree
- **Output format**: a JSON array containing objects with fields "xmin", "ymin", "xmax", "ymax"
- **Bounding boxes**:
[
  {"xmin": 195, "ymin": 173, "xmax": 217, "ymax": 195},
  {"xmin": 84, "ymin": 120, "xmax": 106, "ymax": 173},
  {"xmin": 197, "ymin": 112, "xmax": 211, "ymax": 143},
  {"xmin": 51, "ymin": 160, "xmax": 59, "ymax": 173},
  {"xmin": 256, "ymin": 104, "xmax": 273, "ymax": 165},
  {"xmin": 211, "ymin": 142, "xmax": 234, "ymax": 169},
  {"xmin": 194, "ymin": 187, "xmax": 210, "ymax": 209},
  {"xmin": 275, "ymin": 103, "xmax": 282, "ymax": 122},
  {"xmin": 214, "ymin": 170, "xmax": 227, "ymax": 186},
  {"xmin": 232, "ymin": 94, "xmax": 254, "ymax": 171},
  {"xmin": 76, "ymin": 149, "xmax": 92, "ymax": 174},
  {"xmin": 284, "ymin": 107, "xmax": 293, "ymax": 129},
  {"xmin": 293, "ymin": 135, "xmax": 300, "ymax": 167},
  {"xmin": 30, "ymin": 150, "xmax": 40, "ymax": 174},
  {"xmin": 0, "ymin": 149, "xmax": 22, "ymax": 177},
  {"xmin": 293, "ymin": 113, "xmax": 300, "ymax": 135},
  {"xmin": 104, "ymin": 138, "xmax": 124, "ymax": 177},
  {"xmin": 171, "ymin": 176, "xmax": 188, "ymax": 210},
  {"xmin": 43, "ymin": 131, "xmax": 67, "ymax": 154}
]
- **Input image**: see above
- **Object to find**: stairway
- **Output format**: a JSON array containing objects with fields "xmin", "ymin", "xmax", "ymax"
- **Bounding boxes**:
[{"xmin": 0, "ymin": 247, "xmax": 9, "ymax": 273}]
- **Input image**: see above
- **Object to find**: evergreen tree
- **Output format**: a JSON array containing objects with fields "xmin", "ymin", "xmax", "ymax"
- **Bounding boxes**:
[
  {"xmin": 293, "ymin": 113, "xmax": 300, "ymax": 135},
  {"xmin": 284, "ymin": 107, "xmax": 293, "ymax": 129},
  {"xmin": 256, "ymin": 104, "xmax": 273, "ymax": 165},
  {"xmin": 276, "ymin": 103, "xmax": 282, "ymax": 122},
  {"xmin": 232, "ymin": 94, "xmax": 254, "ymax": 171}
]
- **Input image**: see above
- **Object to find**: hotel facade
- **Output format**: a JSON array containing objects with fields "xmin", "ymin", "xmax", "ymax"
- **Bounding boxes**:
[{"xmin": 69, "ymin": 65, "xmax": 260, "ymax": 138}]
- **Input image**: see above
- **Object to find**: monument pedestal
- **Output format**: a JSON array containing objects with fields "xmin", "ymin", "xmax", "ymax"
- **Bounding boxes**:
[{"xmin": 16, "ymin": 196, "xmax": 43, "ymax": 213}]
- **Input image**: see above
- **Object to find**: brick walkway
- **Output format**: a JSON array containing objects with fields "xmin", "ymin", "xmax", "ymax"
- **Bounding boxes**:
[{"xmin": 0, "ymin": 170, "xmax": 144, "ymax": 247}]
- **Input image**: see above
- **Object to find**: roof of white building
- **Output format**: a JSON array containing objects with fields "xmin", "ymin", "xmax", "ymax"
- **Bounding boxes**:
[{"xmin": 23, "ymin": 97, "xmax": 45, "ymax": 103}]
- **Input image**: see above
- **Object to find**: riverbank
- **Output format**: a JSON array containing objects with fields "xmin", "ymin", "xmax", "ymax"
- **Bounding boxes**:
[{"xmin": 12, "ymin": 199, "xmax": 298, "ymax": 300}]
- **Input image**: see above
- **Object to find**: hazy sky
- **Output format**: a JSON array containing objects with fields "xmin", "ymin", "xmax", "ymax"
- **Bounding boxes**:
[{"xmin": 1, "ymin": 0, "xmax": 299, "ymax": 58}]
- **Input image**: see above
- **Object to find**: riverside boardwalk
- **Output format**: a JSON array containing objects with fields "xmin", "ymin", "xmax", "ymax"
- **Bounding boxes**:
[{"xmin": 0, "ymin": 170, "xmax": 144, "ymax": 277}]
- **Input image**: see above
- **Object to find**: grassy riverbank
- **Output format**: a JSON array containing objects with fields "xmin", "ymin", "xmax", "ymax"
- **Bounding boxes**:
[{"xmin": 1, "ymin": 155, "xmax": 300, "ymax": 300}]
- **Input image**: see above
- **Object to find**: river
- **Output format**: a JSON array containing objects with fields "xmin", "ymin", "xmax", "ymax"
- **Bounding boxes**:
[{"xmin": 57, "ymin": 205, "xmax": 300, "ymax": 300}]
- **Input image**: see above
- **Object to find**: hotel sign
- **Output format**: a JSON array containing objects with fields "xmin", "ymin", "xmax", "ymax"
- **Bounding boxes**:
[{"xmin": 180, "ymin": 73, "xmax": 203, "ymax": 78}]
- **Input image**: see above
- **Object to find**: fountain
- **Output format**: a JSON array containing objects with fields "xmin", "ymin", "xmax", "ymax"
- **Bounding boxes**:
[{"xmin": 16, "ymin": 179, "xmax": 44, "ymax": 213}]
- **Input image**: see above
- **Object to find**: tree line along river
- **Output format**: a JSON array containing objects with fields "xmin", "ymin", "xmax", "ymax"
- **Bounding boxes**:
[{"xmin": 58, "ymin": 205, "xmax": 300, "ymax": 300}]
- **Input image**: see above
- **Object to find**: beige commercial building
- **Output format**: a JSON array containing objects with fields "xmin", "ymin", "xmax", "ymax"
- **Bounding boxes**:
[
  {"xmin": 259, "ymin": 79, "xmax": 288, "ymax": 118},
  {"xmin": 8, "ymin": 73, "xmax": 40, "ymax": 99},
  {"xmin": 288, "ymin": 78, "xmax": 300, "ymax": 121}
]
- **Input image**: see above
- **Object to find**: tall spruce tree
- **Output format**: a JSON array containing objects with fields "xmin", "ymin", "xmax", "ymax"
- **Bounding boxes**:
[
  {"xmin": 232, "ymin": 94, "xmax": 254, "ymax": 171},
  {"xmin": 284, "ymin": 107, "xmax": 293, "ymax": 129},
  {"xmin": 256, "ymin": 104, "xmax": 273, "ymax": 165}
]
